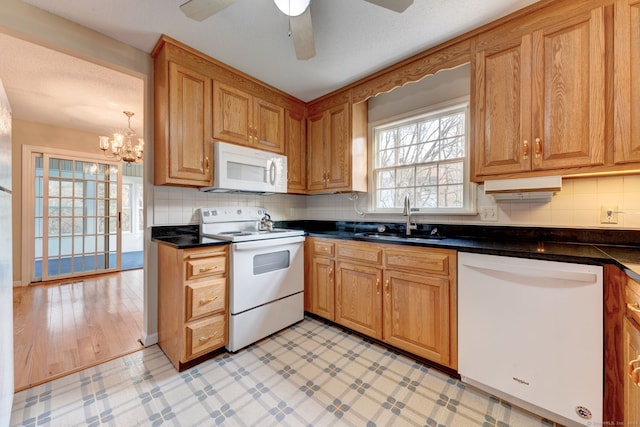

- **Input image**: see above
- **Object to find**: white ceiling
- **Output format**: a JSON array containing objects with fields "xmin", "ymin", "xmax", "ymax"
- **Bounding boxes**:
[{"xmin": 2, "ymin": 0, "xmax": 538, "ymax": 136}]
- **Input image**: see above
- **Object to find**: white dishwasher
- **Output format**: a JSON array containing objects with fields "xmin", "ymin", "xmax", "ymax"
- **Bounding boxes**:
[{"xmin": 458, "ymin": 252, "xmax": 603, "ymax": 427}]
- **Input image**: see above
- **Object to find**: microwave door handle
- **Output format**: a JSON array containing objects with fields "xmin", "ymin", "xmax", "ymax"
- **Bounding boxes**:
[{"xmin": 269, "ymin": 161, "xmax": 276, "ymax": 185}]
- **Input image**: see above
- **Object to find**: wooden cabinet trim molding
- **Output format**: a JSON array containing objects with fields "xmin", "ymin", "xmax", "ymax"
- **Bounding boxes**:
[{"xmin": 153, "ymin": 35, "xmax": 304, "ymax": 111}]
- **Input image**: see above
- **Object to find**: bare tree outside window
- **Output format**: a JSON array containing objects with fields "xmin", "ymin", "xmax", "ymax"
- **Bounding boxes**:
[{"xmin": 372, "ymin": 104, "xmax": 469, "ymax": 212}]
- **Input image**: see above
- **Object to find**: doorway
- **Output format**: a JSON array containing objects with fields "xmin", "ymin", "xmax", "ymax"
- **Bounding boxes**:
[{"xmin": 32, "ymin": 154, "xmax": 122, "ymax": 282}]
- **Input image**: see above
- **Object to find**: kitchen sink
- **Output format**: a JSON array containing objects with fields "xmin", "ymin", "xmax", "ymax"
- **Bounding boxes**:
[{"xmin": 354, "ymin": 232, "xmax": 445, "ymax": 242}]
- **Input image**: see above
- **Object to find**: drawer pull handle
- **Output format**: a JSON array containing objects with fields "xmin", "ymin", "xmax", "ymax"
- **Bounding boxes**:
[
  {"xmin": 628, "ymin": 302, "xmax": 640, "ymax": 314},
  {"xmin": 376, "ymin": 278, "xmax": 380, "ymax": 295},
  {"xmin": 199, "ymin": 333, "xmax": 217, "ymax": 342},
  {"xmin": 632, "ymin": 366, "xmax": 640, "ymax": 386},
  {"xmin": 385, "ymin": 279, "xmax": 389, "ymax": 294},
  {"xmin": 200, "ymin": 265, "xmax": 219, "ymax": 273},
  {"xmin": 199, "ymin": 296, "xmax": 219, "ymax": 305},
  {"xmin": 628, "ymin": 355, "xmax": 640, "ymax": 374}
]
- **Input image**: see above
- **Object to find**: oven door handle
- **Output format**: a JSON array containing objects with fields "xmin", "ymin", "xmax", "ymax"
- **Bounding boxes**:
[{"xmin": 232, "ymin": 235, "xmax": 305, "ymax": 251}]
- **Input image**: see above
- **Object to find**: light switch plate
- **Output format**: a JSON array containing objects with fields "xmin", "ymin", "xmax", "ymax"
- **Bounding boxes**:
[{"xmin": 479, "ymin": 206, "xmax": 498, "ymax": 221}]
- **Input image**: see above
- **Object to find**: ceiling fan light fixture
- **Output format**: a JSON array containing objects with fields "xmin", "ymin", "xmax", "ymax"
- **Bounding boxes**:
[{"xmin": 273, "ymin": 0, "xmax": 310, "ymax": 17}]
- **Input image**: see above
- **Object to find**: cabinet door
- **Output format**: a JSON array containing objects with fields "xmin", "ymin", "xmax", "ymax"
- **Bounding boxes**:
[
  {"xmin": 306, "ymin": 111, "xmax": 327, "ymax": 191},
  {"xmin": 213, "ymin": 81, "xmax": 252, "ymax": 145},
  {"xmin": 335, "ymin": 262, "xmax": 382, "ymax": 339},
  {"xmin": 285, "ymin": 109, "xmax": 306, "ymax": 192},
  {"xmin": 166, "ymin": 62, "xmax": 212, "ymax": 185},
  {"xmin": 383, "ymin": 269, "xmax": 451, "ymax": 365},
  {"xmin": 624, "ymin": 316, "xmax": 640, "ymax": 423},
  {"xmin": 309, "ymin": 256, "xmax": 335, "ymax": 320},
  {"xmin": 615, "ymin": 0, "xmax": 640, "ymax": 164},
  {"xmin": 531, "ymin": 6, "xmax": 605, "ymax": 170},
  {"xmin": 325, "ymin": 103, "xmax": 351, "ymax": 190},
  {"xmin": 473, "ymin": 36, "xmax": 532, "ymax": 177},
  {"xmin": 254, "ymin": 98, "xmax": 285, "ymax": 153}
]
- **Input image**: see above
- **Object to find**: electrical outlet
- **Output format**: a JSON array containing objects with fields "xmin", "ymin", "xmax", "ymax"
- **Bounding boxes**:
[
  {"xmin": 600, "ymin": 205, "xmax": 618, "ymax": 224},
  {"xmin": 479, "ymin": 206, "xmax": 498, "ymax": 221}
]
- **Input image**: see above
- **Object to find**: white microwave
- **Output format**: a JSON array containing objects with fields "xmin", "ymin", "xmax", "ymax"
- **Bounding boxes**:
[{"xmin": 200, "ymin": 141, "xmax": 288, "ymax": 193}]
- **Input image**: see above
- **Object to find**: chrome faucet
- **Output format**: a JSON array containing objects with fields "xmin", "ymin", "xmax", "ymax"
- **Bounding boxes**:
[{"xmin": 403, "ymin": 195, "xmax": 417, "ymax": 236}]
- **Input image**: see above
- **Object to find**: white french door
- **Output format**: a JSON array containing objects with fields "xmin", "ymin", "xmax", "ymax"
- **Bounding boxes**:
[{"xmin": 32, "ymin": 153, "xmax": 121, "ymax": 282}]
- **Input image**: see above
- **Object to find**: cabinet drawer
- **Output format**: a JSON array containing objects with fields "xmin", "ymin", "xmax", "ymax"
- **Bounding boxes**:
[
  {"xmin": 186, "ymin": 255, "xmax": 226, "ymax": 280},
  {"xmin": 626, "ymin": 277, "xmax": 640, "ymax": 326},
  {"xmin": 337, "ymin": 242, "xmax": 382, "ymax": 264},
  {"xmin": 185, "ymin": 315, "xmax": 226, "ymax": 360},
  {"xmin": 186, "ymin": 277, "xmax": 226, "ymax": 321},
  {"xmin": 384, "ymin": 247, "xmax": 453, "ymax": 275},
  {"xmin": 313, "ymin": 240, "xmax": 335, "ymax": 257}
]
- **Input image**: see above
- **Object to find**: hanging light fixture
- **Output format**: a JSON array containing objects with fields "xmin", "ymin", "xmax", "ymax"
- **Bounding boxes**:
[
  {"xmin": 273, "ymin": 0, "xmax": 310, "ymax": 16},
  {"xmin": 98, "ymin": 111, "xmax": 144, "ymax": 164}
]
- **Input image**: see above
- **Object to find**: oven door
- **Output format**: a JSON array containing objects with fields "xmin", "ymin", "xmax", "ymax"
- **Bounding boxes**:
[{"xmin": 229, "ymin": 235, "xmax": 305, "ymax": 314}]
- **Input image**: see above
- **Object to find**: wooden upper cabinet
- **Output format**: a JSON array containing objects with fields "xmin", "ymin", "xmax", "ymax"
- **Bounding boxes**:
[
  {"xmin": 213, "ymin": 81, "xmax": 285, "ymax": 154},
  {"xmin": 325, "ymin": 103, "xmax": 351, "ymax": 189},
  {"xmin": 254, "ymin": 97, "xmax": 285, "ymax": 153},
  {"xmin": 285, "ymin": 108, "xmax": 307, "ymax": 193},
  {"xmin": 615, "ymin": 0, "xmax": 640, "ymax": 164},
  {"xmin": 473, "ymin": 5, "xmax": 606, "ymax": 180},
  {"xmin": 306, "ymin": 97, "xmax": 367, "ymax": 193},
  {"xmin": 153, "ymin": 56, "xmax": 213, "ymax": 186},
  {"xmin": 474, "ymin": 36, "xmax": 532, "ymax": 177},
  {"xmin": 213, "ymin": 82, "xmax": 251, "ymax": 145},
  {"xmin": 306, "ymin": 110, "xmax": 327, "ymax": 191}
]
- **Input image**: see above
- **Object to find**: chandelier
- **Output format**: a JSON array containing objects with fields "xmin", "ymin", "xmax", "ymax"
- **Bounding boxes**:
[{"xmin": 98, "ymin": 111, "xmax": 144, "ymax": 164}]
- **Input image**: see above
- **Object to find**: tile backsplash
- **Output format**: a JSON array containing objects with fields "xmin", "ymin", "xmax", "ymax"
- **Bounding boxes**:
[{"xmin": 152, "ymin": 174, "xmax": 640, "ymax": 229}]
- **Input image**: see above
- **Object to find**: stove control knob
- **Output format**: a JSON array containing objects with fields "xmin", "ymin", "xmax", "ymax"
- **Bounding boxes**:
[
  {"xmin": 211, "ymin": 210, "xmax": 217, "ymax": 216},
  {"xmin": 237, "ymin": 209, "xmax": 242, "ymax": 215}
]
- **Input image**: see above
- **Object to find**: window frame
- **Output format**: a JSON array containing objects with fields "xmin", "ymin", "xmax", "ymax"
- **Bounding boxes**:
[{"xmin": 367, "ymin": 96, "xmax": 476, "ymax": 215}]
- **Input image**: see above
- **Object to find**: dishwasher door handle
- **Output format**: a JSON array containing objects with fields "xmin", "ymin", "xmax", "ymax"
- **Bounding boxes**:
[{"xmin": 461, "ymin": 259, "xmax": 598, "ymax": 283}]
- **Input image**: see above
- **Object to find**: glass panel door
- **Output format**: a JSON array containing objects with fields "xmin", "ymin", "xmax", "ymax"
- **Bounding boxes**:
[{"xmin": 33, "ymin": 154, "xmax": 121, "ymax": 281}]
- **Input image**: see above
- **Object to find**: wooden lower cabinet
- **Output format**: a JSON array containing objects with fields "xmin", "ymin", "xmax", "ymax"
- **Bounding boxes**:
[
  {"xmin": 624, "ymin": 316, "xmax": 640, "ymax": 423},
  {"xmin": 157, "ymin": 244, "xmax": 228, "ymax": 371},
  {"xmin": 306, "ymin": 238, "xmax": 336, "ymax": 320},
  {"xmin": 383, "ymin": 269, "xmax": 451, "ymax": 365},
  {"xmin": 305, "ymin": 237, "xmax": 457, "ymax": 369},
  {"xmin": 335, "ymin": 262, "xmax": 382, "ymax": 339},
  {"xmin": 625, "ymin": 276, "xmax": 640, "ymax": 423},
  {"xmin": 309, "ymin": 256, "xmax": 335, "ymax": 320}
]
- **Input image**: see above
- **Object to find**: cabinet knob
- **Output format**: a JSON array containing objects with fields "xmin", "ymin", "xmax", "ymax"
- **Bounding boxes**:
[
  {"xmin": 523, "ymin": 140, "xmax": 529, "ymax": 160},
  {"xmin": 535, "ymin": 137, "xmax": 542, "ymax": 159}
]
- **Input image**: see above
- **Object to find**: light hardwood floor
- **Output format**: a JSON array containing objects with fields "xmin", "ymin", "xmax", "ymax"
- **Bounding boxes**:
[{"xmin": 13, "ymin": 269, "xmax": 144, "ymax": 391}]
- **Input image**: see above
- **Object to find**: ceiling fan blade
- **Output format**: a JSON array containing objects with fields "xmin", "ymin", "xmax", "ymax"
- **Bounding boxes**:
[
  {"xmin": 364, "ymin": 0, "xmax": 413, "ymax": 13},
  {"xmin": 179, "ymin": 0, "xmax": 238, "ymax": 21},
  {"xmin": 290, "ymin": 7, "xmax": 316, "ymax": 60}
]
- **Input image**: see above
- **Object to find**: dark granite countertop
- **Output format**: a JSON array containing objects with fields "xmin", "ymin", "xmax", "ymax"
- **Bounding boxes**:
[
  {"xmin": 151, "ymin": 221, "xmax": 640, "ymax": 282},
  {"xmin": 151, "ymin": 225, "xmax": 229, "ymax": 249},
  {"xmin": 284, "ymin": 221, "xmax": 640, "ymax": 282}
]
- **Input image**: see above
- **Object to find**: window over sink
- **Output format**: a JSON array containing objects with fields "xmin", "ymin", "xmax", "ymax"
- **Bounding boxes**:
[{"xmin": 369, "ymin": 98, "xmax": 476, "ymax": 214}]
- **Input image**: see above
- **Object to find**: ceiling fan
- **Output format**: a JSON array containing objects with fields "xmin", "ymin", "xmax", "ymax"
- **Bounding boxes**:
[{"xmin": 179, "ymin": 0, "xmax": 414, "ymax": 60}]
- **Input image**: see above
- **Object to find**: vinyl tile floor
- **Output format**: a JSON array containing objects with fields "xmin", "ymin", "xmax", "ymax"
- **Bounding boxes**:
[{"xmin": 11, "ymin": 316, "xmax": 551, "ymax": 427}]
